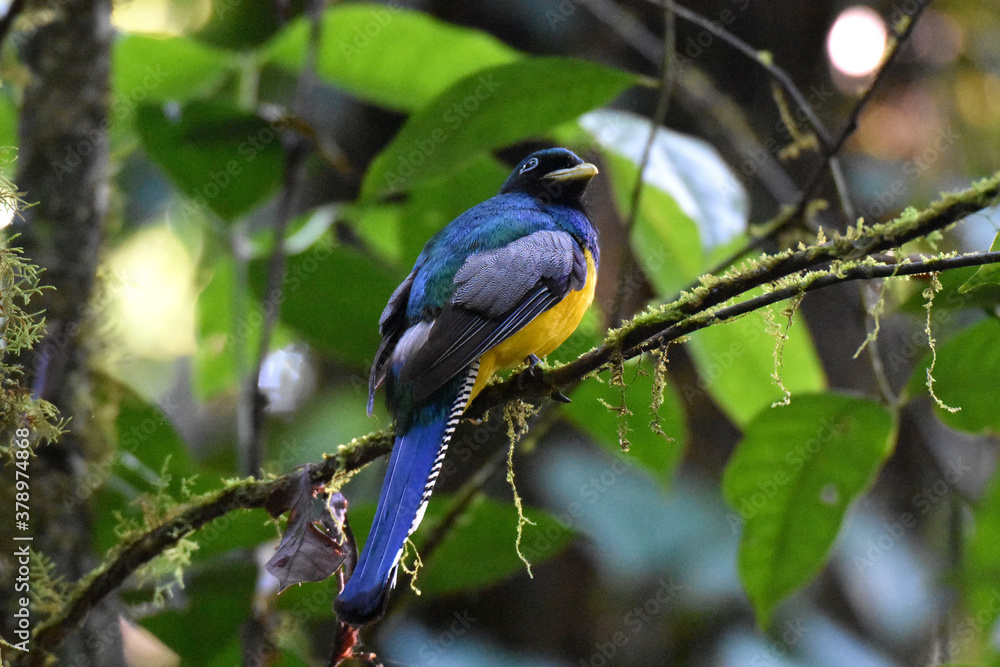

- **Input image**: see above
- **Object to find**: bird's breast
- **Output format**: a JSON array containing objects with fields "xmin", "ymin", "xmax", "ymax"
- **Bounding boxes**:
[{"xmin": 469, "ymin": 249, "xmax": 597, "ymax": 401}]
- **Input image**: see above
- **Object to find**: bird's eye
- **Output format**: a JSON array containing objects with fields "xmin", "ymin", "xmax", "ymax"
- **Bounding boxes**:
[{"xmin": 519, "ymin": 157, "xmax": 539, "ymax": 174}]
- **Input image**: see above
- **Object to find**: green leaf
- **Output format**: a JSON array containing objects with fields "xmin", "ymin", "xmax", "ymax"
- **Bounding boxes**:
[
  {"xmin": 723, "ymin": 393, "xmax": 896, "ymax": 627},
  {"xmin": 141, "ymin": 561, "xmax": 256, "ymax": 664},
  {"xmin": 265, "ymin": 4, "xmax": 520, "ymax": 111},
  {"xmin": 195, "ymin": 0, "xmax": 283, "ymax": 51},
  {"xmin": 190, "ymin": 509, "xmax": 275, "ymax": 562},
  {"xmin": 600, "ymin": 151, "xmax": 704, "ymax": 296},
  {"xmin": 113, "ymin": 34, "xmax": 231, "ymax": 105},
  {"xmin": 416, "ymin": 496, "xmax": 575, "ymax": 594},
  {"xmin": 344, "ymin": 154, "xmax": 513, "ymax": 271},
  {"xmin": 565, "ymin": 358, "xmax": 686, "ymax": 483},
  {"xmin": 115, "ymin": 384, "xmax": 201, "ymax": 492},
  {"xmin": 92, "ymin": 381, "xmax": 214, "ymax": 554},
  {"xmin": 899, "ymin": 267, "xmax": 1000, "ymax": 315},
  {"xmin": 360, "ymin": 57, "xmax": 639, "ymax": 199},
  {"xmin": 908, "ymin": 317, "xmax": 1000, "ymax": 434},
  {"xmin": 137, "ymin": 101, "xmax": 284, "ymax": 221},
  {"xmin": 248, "ymin": 237, "xmax": 404, "ymax": 364},
  {"xmin": 398, "ymin": 153, "xmax": 513, "ymax": 264},
  {"xmin": 964, "ymin": 470, "xmax": 1000, "ymax": 655},
  {"xmin": 686, "ymin": 300, "xmax": 827, "ymax": 426},
  {"xmin": 581, "ymin": 109, "xmax": 747, "ymax": 252},
  {"xmin": 0, "ymin": 89, "xmax": 17, "ymax": 149},
  {"xmin": 960, "ymin": 231, "xmax": 1000, "ymax": 293},
  {"xmin": 265, "ymin": 388, "xmax": 380, "ymax": 472}
]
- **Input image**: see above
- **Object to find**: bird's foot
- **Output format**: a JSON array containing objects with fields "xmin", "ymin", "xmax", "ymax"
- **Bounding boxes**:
[
  {"xmin": 550, "ymin": 389, "xmax": 572, "ymax": 404},
  {"xmin": 520, "ymin": 355, "xmax": 571, "ymax": 403},
  {"xmin": 517, "ymin": 354, "xmax": 544, "ymax": 389}
]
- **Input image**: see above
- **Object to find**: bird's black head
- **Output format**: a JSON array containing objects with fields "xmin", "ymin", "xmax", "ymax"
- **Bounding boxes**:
[{"xmin": 499, "ymin": 148, "xmax": 598, "ymax": 208}]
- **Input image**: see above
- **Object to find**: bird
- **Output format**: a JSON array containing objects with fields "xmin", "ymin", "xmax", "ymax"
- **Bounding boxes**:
[{"xmin": 334, "ymin": 147, "xmax": 600, "ymax": 626}]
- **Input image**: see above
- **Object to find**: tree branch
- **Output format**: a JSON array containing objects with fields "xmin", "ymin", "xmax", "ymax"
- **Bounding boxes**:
[
  {"xmin": 16, "ymin": 170, "xmax": 1000, "ymax": 664},
  {"xmin": 709, "ymin": 0, "xmax": 934, "ymax": 271},
  {"xmin": 646, "ymin": 0, "xmax": 854, "ymax": 222}
]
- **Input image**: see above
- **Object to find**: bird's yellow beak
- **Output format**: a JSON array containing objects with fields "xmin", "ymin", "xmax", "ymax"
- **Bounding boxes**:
[{"xmin": 545, "ymin": 162, "xmax": 599, "ymax": 182}]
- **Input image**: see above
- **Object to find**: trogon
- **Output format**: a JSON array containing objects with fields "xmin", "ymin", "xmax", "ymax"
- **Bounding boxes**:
[{"xmin": 335, "ymin": 147, "xmax": 600, "ymax": 626}]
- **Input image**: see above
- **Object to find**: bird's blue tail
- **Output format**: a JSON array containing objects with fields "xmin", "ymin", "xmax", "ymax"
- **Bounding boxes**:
[{"xmin": 335, "ymin": 366, "xmax": 476, "ymax": 626}]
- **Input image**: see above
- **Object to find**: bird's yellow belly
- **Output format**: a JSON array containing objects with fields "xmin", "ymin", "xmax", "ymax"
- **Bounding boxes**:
[{"xmin": 469, "ymin": 250, "xmax": 597, "ymax": 402}]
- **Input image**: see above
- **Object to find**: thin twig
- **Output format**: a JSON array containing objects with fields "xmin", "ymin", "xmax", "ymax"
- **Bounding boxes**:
[
  {"xmin": 610, "ymin": 3, "xmax": 676, "ymax": 326},
  {"xmin": 578, "ymin": 0, "xmax": 800, "ymax": 206},
  {"xmin": 645, "ymin": 0, "xmax": 853, "ymax": 222},
  {"xmin": 651, "ymin": 0, "xmax": 833, "ymax": 148},
  {"xmin": 709, "ymin": 0, "xmax": 934, "ymax": 274},
  {"xmin": 238, "ymin": 0, "xmax": 323, "ymax": 478}
]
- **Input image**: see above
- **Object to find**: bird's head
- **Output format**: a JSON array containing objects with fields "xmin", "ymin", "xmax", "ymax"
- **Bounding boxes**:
[{"xmin": 499, "ymin": 147, "xmax": 598, "ymax": 207}]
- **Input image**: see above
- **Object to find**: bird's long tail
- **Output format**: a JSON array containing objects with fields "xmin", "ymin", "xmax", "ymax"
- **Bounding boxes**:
[{"xmin": 335, "ymin": 364, "xmax": 477, "ymax": 626}]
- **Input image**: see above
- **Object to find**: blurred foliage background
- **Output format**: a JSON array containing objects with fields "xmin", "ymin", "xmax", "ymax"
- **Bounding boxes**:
[{"xmin": 2, "ymin": 0, "xmax": 1000, "ymax": 665}]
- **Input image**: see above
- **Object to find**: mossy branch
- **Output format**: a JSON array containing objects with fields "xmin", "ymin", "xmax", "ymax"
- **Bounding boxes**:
[{"xmin": 15, "ymin": 171, "xmax": 1000, "ymax": 665}]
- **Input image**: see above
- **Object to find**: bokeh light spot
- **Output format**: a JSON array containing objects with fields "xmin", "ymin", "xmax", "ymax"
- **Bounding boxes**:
[
  {"xmin": 827, "ymin": 6, "xmax": 887, "ymax": 78},
  {"xmin": 107, "ymin": 225, "xmax": 198, "ymax": 359}
]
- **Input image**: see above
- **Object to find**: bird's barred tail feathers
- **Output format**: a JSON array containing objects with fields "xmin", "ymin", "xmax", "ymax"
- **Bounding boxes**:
[{"xmin": 334, "ymin": 363, "xmax": 478, "ymax": 626}]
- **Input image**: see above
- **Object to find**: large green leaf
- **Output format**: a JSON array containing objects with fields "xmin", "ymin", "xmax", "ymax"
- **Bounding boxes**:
[
  {"xmin": 91, "ymin": 381, "xmax": 207, "ymax": 554},
  {"xmin": 248, "ymin": 238, "xmax": 404, "ymax": 364},
  {"xmin": 114, "ymin": 384, "xmax": 202, "ymax": 492},
  {"xmin": 907, "ymin": 317, "xmax": 1000, "ymax": 434},
  {"xmin": 141, "ymin": 561, "xmax": 256, "ymax": 664},
  {"xmin": 723, "ymin": 393, "xmax": 896, "ymax": 627},
  {"xmin": 686, "ymin": 299, "xmax": 827, "ymax": 426},
  {"xmin": 265, "ymin": 388, "xmax": 381, "ymax": 472},
  {"xmin": 579, "ymin": 109, "xmax": 748, "ymax": 298},
  {"xmin": 265, "ymin": 4, "xmax": 520, "ymax": 112},
  {"xmin": 360, "ymin": 57, "xmax": 639, "ymax": 199},
  {"xmin": 964, "ymin": 470, "xmax": 1000, "ymax": 656},
  {"xmin": 580, "ymin": 109, "xmax": 747, "ymax": 253},
  {"xmin": 344, "ymin": 154, "xmax": 513, "ymax": 271},
  {"xmin": 136, "ymin": 101, "xmax": 284, "ymax": 221},
  {"xmin": 398, "ymin": 153, "xmax": 513, "ymax": 264},
  {"xmin": 113, "ymin": 34, "xmax": 231, "ymax": 105},
  {"xmin": 565, "ymin": 358, "xmax": 686, "ymax": 483},
  {"xmin": 600, "ymin": 151, "xmax": 704, "ymax": 297}
]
